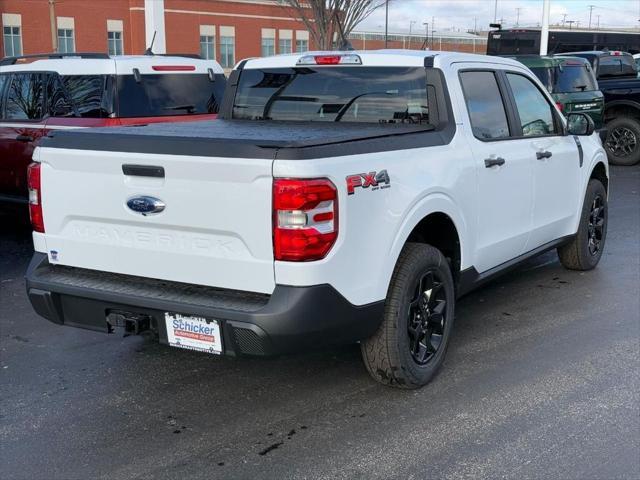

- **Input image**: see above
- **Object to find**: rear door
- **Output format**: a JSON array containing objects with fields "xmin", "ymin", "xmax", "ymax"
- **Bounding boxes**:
[
  {"xmin": 457, "ymin": 68, "xmax": 534, "ymax": 272},
  {"xmin": 0, "ymin": 72, "xmax": 47, "ymax": 203}
]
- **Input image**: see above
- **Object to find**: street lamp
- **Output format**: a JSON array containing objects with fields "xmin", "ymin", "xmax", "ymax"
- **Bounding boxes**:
[
  {"xmin": 409, "ymin": 20, "xmax": 416, "ymax": 49},
  {"xmin": 423, "ymin": 22, "xmax": 429, "ymax": 50}
]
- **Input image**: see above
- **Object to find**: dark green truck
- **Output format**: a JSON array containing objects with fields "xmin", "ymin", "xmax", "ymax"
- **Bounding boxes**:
[{"xmin": 508, "ymin": 55, "xmax": 605, "ymax": 129}]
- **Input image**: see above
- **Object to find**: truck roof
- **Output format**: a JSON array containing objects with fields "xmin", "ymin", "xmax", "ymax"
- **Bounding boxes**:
[
  {"xmin": 0, "ymin": 54, "xmax": 224, "ymax": 76},
  {"xmin": 241, "ymin": 50, "xmax": 527, "ymax": 70}
]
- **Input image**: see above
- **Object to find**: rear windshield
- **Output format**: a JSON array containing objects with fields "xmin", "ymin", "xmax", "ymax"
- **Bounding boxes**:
[
  {"xmin": 116, "ymin": 73, "xmax": 226, "ymax": 117},
  {"xmin": 529, "ymin": 65, "xmax": 597, "ymax": 93},
  {"xmin": 598, "ymin": 55, "xmax": 637, "ymax": 78},
  {"xmin": 232, "ymin": 67, "xmax": 431, "ymax": 124}
]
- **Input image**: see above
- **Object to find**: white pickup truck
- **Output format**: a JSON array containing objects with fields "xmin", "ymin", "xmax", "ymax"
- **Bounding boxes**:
[{"xmin": 25, "ymin": 51, "xmax": 608, "ymax": 388}]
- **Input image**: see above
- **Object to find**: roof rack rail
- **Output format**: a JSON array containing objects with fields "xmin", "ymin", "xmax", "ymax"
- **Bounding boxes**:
[{"xmin": 0, "ymin": 52, "xmax": 110, "ymax": 66}]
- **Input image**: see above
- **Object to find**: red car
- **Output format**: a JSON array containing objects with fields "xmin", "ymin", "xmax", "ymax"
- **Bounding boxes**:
[{"xmin": 0, "ymin": 53, "xmax": 226, "ymax": 207}]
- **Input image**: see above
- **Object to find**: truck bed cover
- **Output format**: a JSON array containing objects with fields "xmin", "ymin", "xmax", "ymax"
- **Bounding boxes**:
[{"xmin": 40, "ymin": 119, "xmax": 446, "ymax": 160}]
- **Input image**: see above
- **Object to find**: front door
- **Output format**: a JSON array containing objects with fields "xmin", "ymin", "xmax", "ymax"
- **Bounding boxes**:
[{"xmin": 502, "ymin": 72, "xmax": 581, "ymax": 250}]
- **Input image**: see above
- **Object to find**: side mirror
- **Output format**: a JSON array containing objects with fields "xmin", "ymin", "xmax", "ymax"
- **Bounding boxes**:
[{"xmin": 567, "ymin": 113, "xmax": 595, "ymax": 136}]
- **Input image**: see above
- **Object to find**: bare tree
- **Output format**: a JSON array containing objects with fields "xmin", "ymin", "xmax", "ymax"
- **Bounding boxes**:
[{"xmin": 284, "ymin": 0, "xmax": 385, "ymax": 50}]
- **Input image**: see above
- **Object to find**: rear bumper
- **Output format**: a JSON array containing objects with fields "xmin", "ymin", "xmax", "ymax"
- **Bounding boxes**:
[{"xmin": 25, "ymin": 253, "xmax": 384, "ymax": 356}]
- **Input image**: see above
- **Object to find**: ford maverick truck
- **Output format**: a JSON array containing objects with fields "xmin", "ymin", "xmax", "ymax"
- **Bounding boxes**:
[{"xmin": 25, "ymin": 51, "xmax": 608, "ymax": 388}]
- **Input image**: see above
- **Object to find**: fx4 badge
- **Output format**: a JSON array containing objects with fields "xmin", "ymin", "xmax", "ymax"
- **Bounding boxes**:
[{"xmin": 346, "ymin": 170, "xmax": 391, "ymax": 195}]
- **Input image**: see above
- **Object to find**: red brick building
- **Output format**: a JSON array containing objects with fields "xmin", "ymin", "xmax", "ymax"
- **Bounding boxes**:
[{"xmin": 1, "ymin": 0, "xmax": 486, "ymax": 69}]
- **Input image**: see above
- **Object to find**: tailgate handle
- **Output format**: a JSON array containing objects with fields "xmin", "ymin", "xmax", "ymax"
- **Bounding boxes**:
[
  {"xmin": 16, "ymin": 134, "xmax": 34, "ymax": 142},
  {"xmin": 122, "ymin": 164, "xmax": 165, "ymax": 178}
]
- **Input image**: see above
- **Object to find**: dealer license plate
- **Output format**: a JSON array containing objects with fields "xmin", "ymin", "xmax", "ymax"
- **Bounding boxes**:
[{"xmin": 164, "ymin": 313, "xmax": 222, "ymax": 355}]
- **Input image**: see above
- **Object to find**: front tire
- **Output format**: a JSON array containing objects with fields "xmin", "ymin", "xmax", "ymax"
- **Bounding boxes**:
[
  {"xmin": 605, "ymin": 116, "xmax": 640, "ymax": 166},
  {"xmin": 361, "ymin": 243, "xmax": 455, "ymax": 389},
  {"xmin": 558, "ymin": 179, "xmax": 608, "ymax": 271}
]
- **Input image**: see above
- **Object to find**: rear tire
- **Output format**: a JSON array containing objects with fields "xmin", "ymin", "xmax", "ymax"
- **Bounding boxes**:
[
  {"xmin": 604, "ymin": 116, "xmax": 640, "ymax": 166},
  {"xmin": 361, "ymin": 243, "xmax": 455, "ymax": 389},
  {"xmin": 558, "ymin": 179, "xmax": 608, "ymax": 271}
]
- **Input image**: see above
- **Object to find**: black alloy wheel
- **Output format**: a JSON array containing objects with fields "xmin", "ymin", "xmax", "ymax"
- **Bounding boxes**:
[
  {"xmin": 606, "ymin": 125, "xmax": 637, "ymax": 158},
  {"xmin": 407, "ymin": 271, "xmax": 447, "ymax": 365}
]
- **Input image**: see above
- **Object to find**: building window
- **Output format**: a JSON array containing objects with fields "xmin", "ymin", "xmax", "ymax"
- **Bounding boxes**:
[
  {"xmin": 107, "ymin": 20, "xmax": 123, "ymax": 56},
  {"xmin": 107, "ymin": 31, "xmax": 123, "ymax": 55},
  {"xmin": 57, "ymin": 17, "xmax": 75, "ymax": 53},
  {"xmin": 200, "ymin": 25, "xmax": 215, "ymax": 60},
  {"xmin": 261, "ymin": 37, "xmax": 275, "ymax": 57},
  {"xmin": 3, "ymin": 25, "xmax": 22, "ymax": 57},
  {"xmin": 296, "ymin": 31, "xmax": 309, "ymax": 53},
  {"xmin": 296, "ymin": 39, "xmax": 308, "ymax": 52},
  {"xmin": 279, "ymin": 30, "xmax": 292, "ymax": 54},
  {"xmin": 57, "ymin": 28, "xmax": 75, "ymax": 53},
  {"xmin": 219, "ymin": 27, "xmax": 235, "ymax": 68},
  {"xmin": 261, "ymin": 28, "xmax": 275, "ymax": 57}
]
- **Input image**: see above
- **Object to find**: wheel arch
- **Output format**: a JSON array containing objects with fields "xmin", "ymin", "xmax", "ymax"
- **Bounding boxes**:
[
  {"xmin": 590, "ymin": 161, "xmax": 609, "ymax": 193},
  {"xmin": 386, "ymin": 194, "xmax": 469, "ymax": 291},
  {"xmin": 604, "ymin": 100, "xmax": 640, "ymax": 123}
]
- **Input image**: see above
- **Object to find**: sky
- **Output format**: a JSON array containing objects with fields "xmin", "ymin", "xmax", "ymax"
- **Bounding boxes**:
[{"xmin": 358, "ymin": 0, "xmax": 640, "ymax": 33}]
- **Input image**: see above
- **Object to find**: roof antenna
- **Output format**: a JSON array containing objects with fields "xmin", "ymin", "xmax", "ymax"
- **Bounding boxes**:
[{"xmin": 144, "ymin": 31, "xmax": 157, "ymax": 56}]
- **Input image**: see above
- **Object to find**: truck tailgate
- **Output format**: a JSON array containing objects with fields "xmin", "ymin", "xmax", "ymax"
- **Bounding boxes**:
[{"xmin": 37, "ymin": 146, "xmax": 275, "ymax": 294}]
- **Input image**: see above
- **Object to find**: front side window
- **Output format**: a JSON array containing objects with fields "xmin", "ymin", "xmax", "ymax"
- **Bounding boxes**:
[
  {"xmin": 3, "ymin": 25, "xmax": 22, "ymax": 57},
  {"xmin": 220, "ymin": 35, "xmax": 235, "ymax": 68},
  {"xmin": 58, "ymin": 28, "xmax": 75, "ymax": 53},
  {"xmin": 5, "ymin": 73, "xmax": 44, "ymax": 120},
  {"xmin": 279, "ymin": 38, "xmax": 292, "ymax": 55},
  {"xmin": 108, "ymin": 31, "xmax": 123, "ymax": 56},
  {"xmin": 200, "ymin": 35, "xmax": 215, "ymax": 60},
  {"xmin": 116, "ymin": 73, "xmax": 226, "ymax": 117},
  {"xmin": 232, "ymin": 67, "xmax": 431, "ymax": 124},
  {"xmin": 506, "ymin": 73, "xmax": 556, "ymax": 137},
  {"xmin": 459, "ymin": 70, "xmax": 510, "ymax": 140},
  {"xmin": 261, "ymin": 37, "xmax": 275, "ymax": 57}
]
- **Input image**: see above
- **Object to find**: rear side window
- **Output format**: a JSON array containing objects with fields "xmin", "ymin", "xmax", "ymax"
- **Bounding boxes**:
[
  {"xmin": 460, "ymin": 71, "xmax": 510, "ymax": 140},
  {"xmin": 506, "ymin": 73, "xmax": 556, "ymax": 137},
  {"xmin": 60, "ymin": 75, "xmax": 111, "ymax": 118},
  {"xmin": 5, "ymin": 73, "xmax": 44, "ymax": 120},
  {"xmin": 0, "ymin": 74, "xmax": 8, "ymax": 117},
  {"xmin": 232, "ymin": 67, "xmax": 430, "ymax": 124},
  {"xmin": 116, "ymin": 73, "xmax": 226, "ymax": 117},
  {"xmin": 47, "ymin": 75, "xmax": 74, "ymax": 117}
]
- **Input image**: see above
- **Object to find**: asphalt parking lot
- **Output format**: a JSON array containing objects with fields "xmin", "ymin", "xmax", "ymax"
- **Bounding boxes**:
[{"xmin": 1, "ymin": 165, "xmax": 639, "ymax": 480}]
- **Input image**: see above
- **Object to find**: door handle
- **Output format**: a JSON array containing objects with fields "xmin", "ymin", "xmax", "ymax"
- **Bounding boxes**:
[
  {"xmin": 536, "ymin": 150, "xmax": 552, "ymax": 160},
  {"xmin": 16, "ymin": 134, "xmax": 34, "ymax": 142},
  {"xmin": 484, "ymin": 157, "xmax": 506, "ymax": 168}
]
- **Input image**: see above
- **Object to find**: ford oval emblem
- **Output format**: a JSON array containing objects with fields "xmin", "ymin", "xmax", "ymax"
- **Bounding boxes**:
[{"xmin": 126, "ymin": 196, "xmax": 165, "ymax": 216}]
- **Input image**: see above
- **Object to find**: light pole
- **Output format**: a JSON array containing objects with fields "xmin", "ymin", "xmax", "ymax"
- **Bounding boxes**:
[
  {"xmin": 423, "ymin": 22, "xmax": 429, "ymax": 50},
  {"xmin": 409, "ymin": 20, "xmax": 416, "ymax": 49},
  {"xmin": 540, "ymin": 0, "xmax": 550, "ymax": 55},
  {"xmin": 384, "ymin": 0, "xmax": 389, "ymax": 48}
]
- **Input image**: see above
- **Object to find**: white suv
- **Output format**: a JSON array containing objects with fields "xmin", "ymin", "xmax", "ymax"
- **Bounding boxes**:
[{"xmin": 25, "ymin": 51, "xmax": 608, "ymax": 388}]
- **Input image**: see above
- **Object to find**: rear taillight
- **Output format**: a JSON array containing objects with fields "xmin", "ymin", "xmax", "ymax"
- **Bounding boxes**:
[
  {"xmin": 27, "ymin": 162, "xmax": 44, "ymax": 233},
  {"xmin": 273, "ymin": 178, "xmax": 338, "ymax": 262}
]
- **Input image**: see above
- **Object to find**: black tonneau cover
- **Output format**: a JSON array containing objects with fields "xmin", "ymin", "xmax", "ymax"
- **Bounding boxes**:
[{"xmin": 41, "ymin": 119, "xmax": 453, "ymax": 160}]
